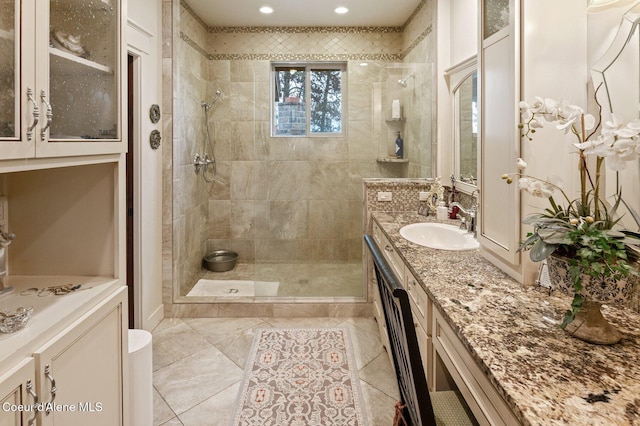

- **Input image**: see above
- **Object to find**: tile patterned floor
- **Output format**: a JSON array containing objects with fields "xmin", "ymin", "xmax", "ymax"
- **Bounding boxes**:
[{"xmin": 152, "ymin": 317, "xmax": 400, "ymax": 425}]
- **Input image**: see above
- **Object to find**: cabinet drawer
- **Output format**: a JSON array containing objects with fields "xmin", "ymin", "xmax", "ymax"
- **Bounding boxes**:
[
  {"xmin": 434, "ymin": 310, "xmax": 518, "ymax": 425},
  {"xmin": 372, "ymin": 221, "xmax": 405, "ymax": 282},
  {"xmin": 413, "ymin": 321, "xmax": 434, "ymax": 392},
  {"xmin": 404, "ymin": 269, "xmax": 431, "ymax": 334},
  {"xmin": 371, "ymin": 274, "xmax": 392, "ymax": 360}
]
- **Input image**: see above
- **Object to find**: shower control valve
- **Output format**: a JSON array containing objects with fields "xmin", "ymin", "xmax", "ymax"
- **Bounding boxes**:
[{"xmin": 194, "ymin": 153, "xmax": 214, "ymax": 174}]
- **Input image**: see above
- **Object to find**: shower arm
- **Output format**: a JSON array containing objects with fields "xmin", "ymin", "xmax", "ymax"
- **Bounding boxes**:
[{"xmin": 398, "ymin": 74, "xmax": 415, "ymax": 87}]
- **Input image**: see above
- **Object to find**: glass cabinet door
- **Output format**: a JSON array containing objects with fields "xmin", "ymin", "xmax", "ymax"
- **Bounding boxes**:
[
  {"xmin": 0, "ymin": 0, "xmax": 37, "ymax": 159},
  {"xmin": 483, "ymin": 0, "xmax": 510, "ymax": 39},
  {"xmin": 0, "ymin": 0, "xmax": 18, "ymax": 141},
  {"xmin": 0, "ymin": 0, "xmax": 21, "ymax": 145},
  {"xmin": 46, "ymin": 0, "xmax": 120, "ymax": 142}
]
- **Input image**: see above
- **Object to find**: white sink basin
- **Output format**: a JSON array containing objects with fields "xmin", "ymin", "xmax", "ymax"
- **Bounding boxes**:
[{"xmin": 399, "ymin": 222, "xmax": 479, "ymax": 251}]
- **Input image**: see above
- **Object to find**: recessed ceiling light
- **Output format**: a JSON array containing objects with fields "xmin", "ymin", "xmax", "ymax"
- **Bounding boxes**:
[
  {"xmin": 259, "ymin": 6, "xmax": 274, "ymax": 14},
  {"xmin": 334, "ymin": 6, "xmax": 349, "ymax": 14}
]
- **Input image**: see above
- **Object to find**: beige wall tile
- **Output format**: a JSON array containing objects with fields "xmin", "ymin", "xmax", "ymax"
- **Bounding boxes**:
[{"xmin": 165, "ymin": 0, "xmax": 436, "ymax": 307}]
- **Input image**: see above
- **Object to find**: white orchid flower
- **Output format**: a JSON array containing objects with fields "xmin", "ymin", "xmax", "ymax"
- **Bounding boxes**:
[
  {"xmin": 518, "ymin": 177, "xmax": 555, "ymax": 198},
  {"xmin": 574, "ymin": 138, "xmax": 603, "ymax": 152},
  {"xmin": 583, "ymin": 114, "xmax": 596, "ymax": 131},
  {"xmin": 529, "ymin": 97, "xmax": 546, "ymax": 113},
  {"xmin": 544, "ymin": 98, "xmax": 560, "ymax": 114},
  {"xmin": 615, "ymin": 125, "xmax": 640, "ymax": 138},
  {"xmin": 529, "ymin": 118, "xmax": 544, "ymax": 129},
  {"xmin": 516, "ymin": 158, "xmax": 527, "ymax": 170},
  {"xmin": 518, "ymin": 101, "xmax": 529, "ymax": 112}
]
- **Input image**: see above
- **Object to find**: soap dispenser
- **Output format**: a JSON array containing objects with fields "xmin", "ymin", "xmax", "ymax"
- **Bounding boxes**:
[
  {"xmin": 395, "ymin": 132, "xmax": 404, "ymax": 158},
  {"xmin": 436, "ymin": 201, "xmax": 448, "ymax": 222}
]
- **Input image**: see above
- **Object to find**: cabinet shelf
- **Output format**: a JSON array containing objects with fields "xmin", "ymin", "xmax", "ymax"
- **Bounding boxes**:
[
  {"xmin": 50, "ymin": 47, "xmax": 113, "ymax": 75},
  {"xmin": 377, "ymin": 157, "xmax": 409, "ymax": 163}
]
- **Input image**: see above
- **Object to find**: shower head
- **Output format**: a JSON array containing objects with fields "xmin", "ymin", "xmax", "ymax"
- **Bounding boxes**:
[
  {"xmin": 398, "ymin": 75, "xmax": 415, "ymax": 87},
  {"xmin": 202, "ymin": 90, "xmax": 222, "ymax": 110}
]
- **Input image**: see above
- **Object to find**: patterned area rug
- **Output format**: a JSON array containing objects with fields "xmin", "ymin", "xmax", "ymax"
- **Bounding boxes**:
[{"xmin": 230, "ymin": 327, "xmax": 367, "ymax": 426}]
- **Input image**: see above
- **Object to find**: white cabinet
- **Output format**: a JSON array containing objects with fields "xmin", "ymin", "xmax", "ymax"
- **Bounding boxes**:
[
  {"xmin": 0, "ymin": 0, "xmax": 126, "ymax": 160},
  {"xmin": 33, "ymin": 287, "xmax": 127, "ymax": 426},
  {"xmin": 433, "ymin": 308, "xmax": 517, "ymax": 425},
  {"xmin": 404, "ymin": 268, "xmax": 434, "ymax": 391},
  {"xmin": 477, "ymin": 0, "xmax": 521, "ymax": 267},
  {"xmin": 372, "ymin": 222, "xmax": 404, "ymax": 282},
  {"xmin": 0, "ymin": 287, "xmax": 127, "ymax": 426},
  {"xmin": 0, "ymin": 358, "xmax": 37, "ymax": 426},
  {"xmin": 371, "ymin": 222, "xmax": 401, "ymax": 363},
  {"xmin": 477, "ymin": 0, "xmax": 588, "ymax": 281}
]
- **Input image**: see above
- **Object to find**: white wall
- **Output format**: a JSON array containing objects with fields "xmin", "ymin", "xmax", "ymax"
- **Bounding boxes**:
[
  {"xmin": 437, "ymin": 0, "xmax": 478, "ymax": 188},
  {"xmin": 127, "ymin": 0, "xmax": 164, "ymax": 330},
  {"xmin": 451, "ymin": 0, "xmax": 478, "ymax": 65},
  {"xmin": 519, "ymin": 0, "xmax": 588, "ymax": 284}
]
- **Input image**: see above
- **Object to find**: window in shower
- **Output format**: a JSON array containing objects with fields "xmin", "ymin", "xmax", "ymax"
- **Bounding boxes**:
[{"xmin": 272, "ymin": 62, "xmax": 346, "ymax": 136}]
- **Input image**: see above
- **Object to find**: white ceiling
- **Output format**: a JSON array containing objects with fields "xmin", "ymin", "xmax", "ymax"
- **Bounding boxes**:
[{"xmin": 185, "ymin": 0, "xmax": 422, "ymax": 27}]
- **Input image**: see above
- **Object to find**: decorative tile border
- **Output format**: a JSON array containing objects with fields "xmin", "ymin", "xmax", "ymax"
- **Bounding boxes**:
[
  {"xmin": 180, "ymin": 0, "xmax": 208, "ymax": 31},
  {"xmin": 179, "ymin": 31, "xmax": 209, "ymax": 58},
  {"xmin": 208, "ymin": 26, "xmax": 402, "ymax": 34},
  {"xmin": 209, "ymin": 52, "xmax": 402, "ymax": 61},
  {"xmin": 179, "ymin": 31, "xmax": 402, "ymax": 61},
  {"xmin": 401, "ymin": 24, "xmax": 433, "ymax": 60},
  {"xmin": 179, "ymin": 0, "xmax": 432, "ymax": 62},
  {"xmin": 401, "ymin": 0, "xmax": 427, "ymax": 31}
]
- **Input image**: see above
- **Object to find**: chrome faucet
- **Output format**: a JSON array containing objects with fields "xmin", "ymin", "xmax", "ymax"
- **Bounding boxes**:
[{"xmin": 449, "ymin": 202, "xmax": 476, "ymax": 236}]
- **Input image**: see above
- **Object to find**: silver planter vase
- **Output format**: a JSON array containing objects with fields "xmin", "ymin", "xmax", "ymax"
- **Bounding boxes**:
[
  {"xmin": 546, "ymin": 255, "xmax": 636, "ymax": 304},
  {"xmin": 546, "ymin": 254, "xmax": 637, "ymax": 345}
]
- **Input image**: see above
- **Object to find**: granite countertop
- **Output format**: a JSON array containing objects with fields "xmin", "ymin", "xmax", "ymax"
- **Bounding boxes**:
[{"xmin": 372, "ymin": 211, "xmax": 640, "ymax": 426}]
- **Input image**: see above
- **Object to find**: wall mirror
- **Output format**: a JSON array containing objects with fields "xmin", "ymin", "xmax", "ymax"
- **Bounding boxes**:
[
  {"xmin": 591, "ymin": 3, "xmax": 640, "ymax": 122},
  {"xmin": 445, "ymin": 56, "xmax": 478, "ymax": 193},
  {"xmin": 591, "ymin": 3, "xmax": 640, "ymax": 230}
]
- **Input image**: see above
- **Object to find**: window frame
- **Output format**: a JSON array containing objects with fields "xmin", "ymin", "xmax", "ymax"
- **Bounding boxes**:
[{"xmin": 271, "ymin": 62, "xmax": 347, "ymax": 138}]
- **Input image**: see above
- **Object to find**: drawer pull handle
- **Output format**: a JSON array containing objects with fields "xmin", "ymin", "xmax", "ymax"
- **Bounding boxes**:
[
  {"xmin": 26, "ymin": 87, "xmax": 40, "ymax": 141},
  {"xmin": 384, "ymin": 245, "xmax": 394, "ymax": 252},
  {"xmin": 44, "ymin": 365, "xmax": 57, "ymax": 415},
  {"xmin": 26, "ymin": 379, "xmax": 38, "ymax": 426},
  {"xmin": 40, "ymin": 90, "xmax": 53, "ymax": 141}
]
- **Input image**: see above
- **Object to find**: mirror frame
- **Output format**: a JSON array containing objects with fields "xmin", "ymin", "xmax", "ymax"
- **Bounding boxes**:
[{"xmin": 444, "ymin": 55, "xmax": 478, "ymax": 195}]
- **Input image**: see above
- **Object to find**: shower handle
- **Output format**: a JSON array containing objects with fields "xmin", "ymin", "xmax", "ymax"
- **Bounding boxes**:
[{"xmin": 194, "ymin": 153, "xmax": 214, "ymax": 174}]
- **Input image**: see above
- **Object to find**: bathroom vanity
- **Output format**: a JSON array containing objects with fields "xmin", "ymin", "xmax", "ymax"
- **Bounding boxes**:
[
  {"xmin": 369, "ymin": 211, "xmax": 640, "ymax": 425},
  {"xmin": 0, "ymin": 0, "xmax": 129, "ymax": 424}
]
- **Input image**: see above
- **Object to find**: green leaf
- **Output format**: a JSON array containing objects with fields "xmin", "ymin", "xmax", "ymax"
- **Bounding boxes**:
[
  {"xmin": 561, "ymin": 310, "xmax": 574, "ymax": 329},
  {"xmin": 537, "ymin": 228, "xmax": 572, "ymax": 244},
  {"xmin": 529, "ymin": 240, "xmax": 558, "ymax": 262}
]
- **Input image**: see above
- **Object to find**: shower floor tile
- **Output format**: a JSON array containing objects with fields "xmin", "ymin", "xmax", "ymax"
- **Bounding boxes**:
[{"xmin": 189, "ymin": 262, "xmax": 364, "ymax": 298}]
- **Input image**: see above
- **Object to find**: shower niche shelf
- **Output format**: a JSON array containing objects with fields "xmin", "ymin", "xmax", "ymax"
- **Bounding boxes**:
[{"xmin": 377, "ymin": 157, "xmax": 409, "ymax": 163}]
